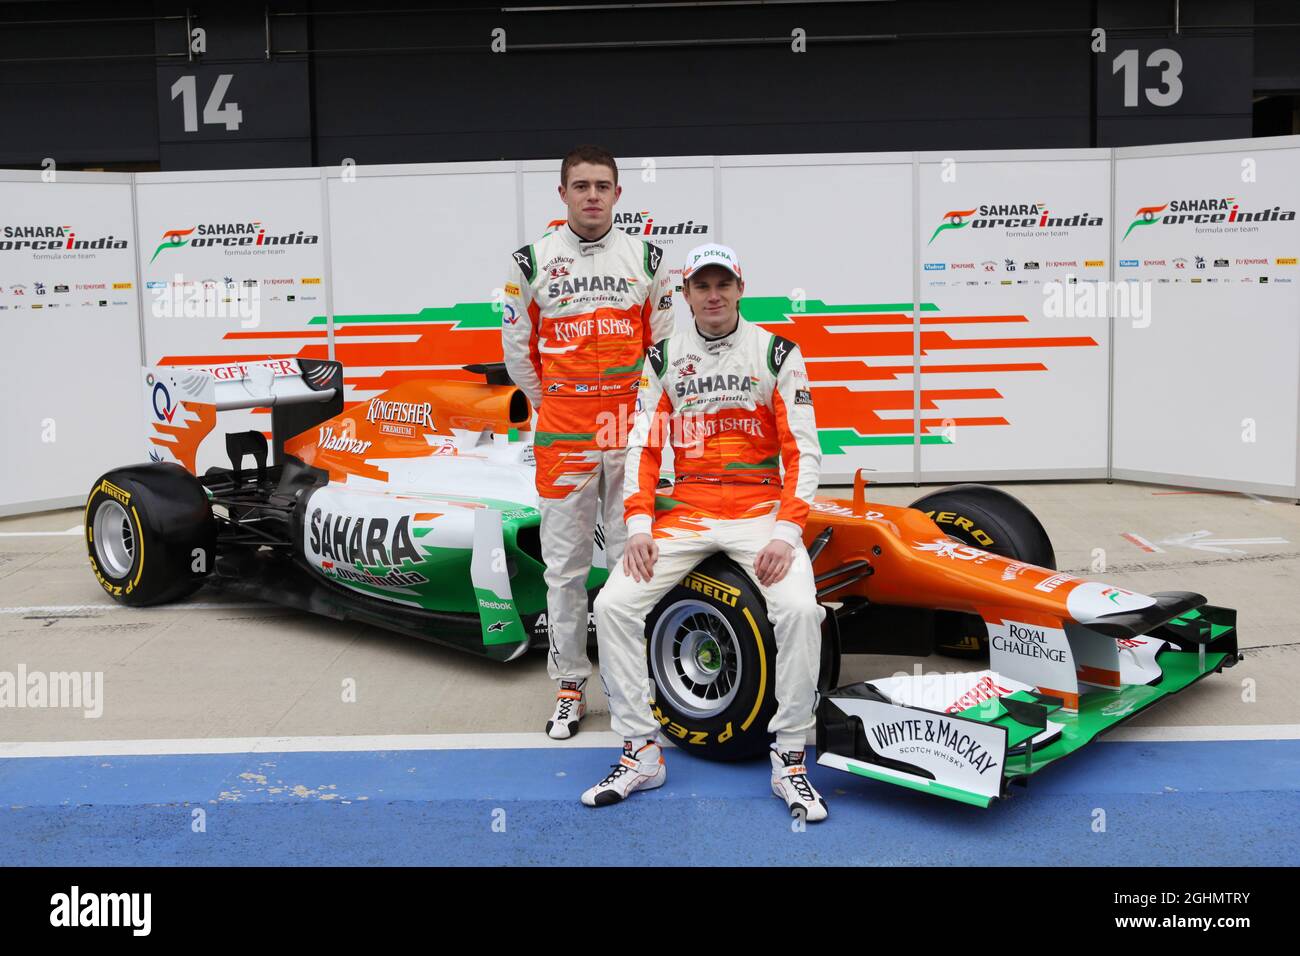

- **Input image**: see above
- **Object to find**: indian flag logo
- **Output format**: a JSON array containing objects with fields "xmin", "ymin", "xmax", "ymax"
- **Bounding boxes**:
[
  {"xmin": 1122, "ymin": 204, "xmax": 1171, "ymax": 240},
  {"xmin": 928, "ymin": 209, "xmax": 976, "ymax": 244},
  {"xmin": 150, "ymin": 227, "xmax": 196, "ymax": 263}
]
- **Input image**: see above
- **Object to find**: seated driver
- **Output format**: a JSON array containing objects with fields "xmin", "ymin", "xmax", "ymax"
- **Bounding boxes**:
[{"xmin": 585, "ymin": 243, "xmax": 829, "ymax": 821}]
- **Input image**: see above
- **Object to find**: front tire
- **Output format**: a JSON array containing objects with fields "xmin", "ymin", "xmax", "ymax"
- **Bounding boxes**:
[
  {"xmin": 644, "ymin": 554, "xmax": 836, "ymax": 761},
  {"xmin": 85, "ymin": 464, "xmax": 216, "ymax": 607},
  {"xmin": 909, "ymin": 483, "xmax": 1056, "ymax": 659}
]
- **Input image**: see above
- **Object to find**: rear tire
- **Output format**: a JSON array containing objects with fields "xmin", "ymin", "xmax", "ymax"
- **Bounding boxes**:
[
  {"xmin": 85, "ymin": 464, "xmax": 216, "ymax": 607},
  {"xmin": 909, "ymin": 484, "xmax": 1056, "ymax": 660}
]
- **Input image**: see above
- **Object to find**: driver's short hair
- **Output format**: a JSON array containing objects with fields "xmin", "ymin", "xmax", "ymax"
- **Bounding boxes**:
[{"xmin": 561, "ymin": 145, "xmax": 618, "ymax": 188}]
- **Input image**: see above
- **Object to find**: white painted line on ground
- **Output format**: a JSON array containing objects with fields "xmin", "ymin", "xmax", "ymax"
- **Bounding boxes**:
[
  {"xmin": 3, "ymin": 725, "xmax": 1297, "ymax": 759},
  {"xmin": 1160, "ymin": 529, "xmax": 1289, "ymax": 555},
  {"xmin": 0, "ymin": 732, "xmax": 628, "ymax": 759},
  {"xmin": 0, "ymin": 526, "xmax": 83, "ymax": 537},
  {"xmin": 0, "ymin": 602, "xmax": 269, "ymax": 615},
  {"xmin": 1100, "ymin": 724, "xmax": 1300, "ymax": 743}
]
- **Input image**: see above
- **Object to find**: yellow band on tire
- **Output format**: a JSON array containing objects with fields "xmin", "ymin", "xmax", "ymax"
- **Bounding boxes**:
[
  {"xmin": 130, "ymin": 505, "xmax": 145, "ymax": 589},
  {"xmin": 740, "ymin": 607, "xmax": 768, "ymax": 732}
]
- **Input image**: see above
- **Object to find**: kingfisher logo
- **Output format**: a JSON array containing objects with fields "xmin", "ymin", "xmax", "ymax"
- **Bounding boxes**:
[
  {"xmin": 150, "ymin": 221, "xmax": 320, "ymax": 262},
  {"xmin": 1, "ymin": 224, "xmax": 128, "ymax": 252},
  {"xmin": 928, "ymin": 204, "xmax": 1103, "ymax": 244},
  {"xmin": 1123, "ymin": 198, "xmax": 1296, "ymax": 240}
]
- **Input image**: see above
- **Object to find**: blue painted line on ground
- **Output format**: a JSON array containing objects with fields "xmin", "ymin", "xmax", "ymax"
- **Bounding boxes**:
[{"xmin": 2, "ymin": 740, "xmax": 1297, "ymax": 866}]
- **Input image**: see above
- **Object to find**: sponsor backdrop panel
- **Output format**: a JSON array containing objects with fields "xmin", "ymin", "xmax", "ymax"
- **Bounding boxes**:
[
  {"xmin": 916, "ymin": 153, "xmax": 1112, "ymax": 476},
  {"xmin": 719, "ymin": 157, "xmax": 916, "ymax": 482},
  {"xmin": 326, "ymin": 164, "xmax": 518, "ymax": 406},
  {"xmin": 7, "ymin": 141, "xmax": 1300, "ymax": 515},
  {"xmin": 1112, "ymin": 145, "xmax": 1300, "ymax": 491},
  {"xmin": 135, "ymin": 171, "xmax": 327, "ymax": 474},
  {"xmin": 0, "ymin": 176, "xmax": 140, "ymax": 512}
]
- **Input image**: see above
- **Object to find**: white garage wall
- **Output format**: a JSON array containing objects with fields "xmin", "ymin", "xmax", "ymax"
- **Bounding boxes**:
[
  {"xmin": 0, "ymin": 171, "xmax": 141, "ymax": 516},
  {"xmin": 3, "ymin": 138, "xmax": 1298, "ymax": 515},
  {"xmin": 718, "ymin": 153, "xmax": 916, "ymax": 483},
  {"xmin": 1111, "ymin": 137, "xmax": 1300, "ymax": 496},
  {"xmin": 915, "ymin": 149, "xmax": 1113, "ymax": 482}
]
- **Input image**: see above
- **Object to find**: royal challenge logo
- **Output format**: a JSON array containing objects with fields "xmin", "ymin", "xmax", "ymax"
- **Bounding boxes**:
[
  {"xmin": 150, "ymin": 220, "xmax": 320, "ymax": 263},
  {"xmin": 1122, "ymin": 197, "xmax": 1296, "ymax": 240},
  {"xmin": 928, "ymin": 203, "xmax": 1104, "ymax": 244}
]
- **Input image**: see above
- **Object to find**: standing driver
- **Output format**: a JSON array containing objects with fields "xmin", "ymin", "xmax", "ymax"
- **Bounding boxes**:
[
  {"xmin": 584, "ymin": 243, "xmax": 829, "ymax": 821},
  {"xmin": 502, "ymin": 145, "xmax": 676, "ymax": 739}
]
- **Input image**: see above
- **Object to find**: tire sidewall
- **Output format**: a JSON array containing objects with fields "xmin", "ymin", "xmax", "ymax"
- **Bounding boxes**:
[
  {"xmin": 86, "ymin": 466, "xmax": 214, "ymax": 607},
  {"xmin": 85, "ymin": 478, "xmax": 150, "ymax": 602},
  {"xmin": 645, "ymin": 557, "xmax": 779, "ymax": 761}
]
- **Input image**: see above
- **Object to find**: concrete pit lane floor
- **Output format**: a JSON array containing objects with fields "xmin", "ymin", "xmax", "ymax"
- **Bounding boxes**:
[{"xmin": 2, "ymin": 481, "xmax": 1298, "ymax": 865}]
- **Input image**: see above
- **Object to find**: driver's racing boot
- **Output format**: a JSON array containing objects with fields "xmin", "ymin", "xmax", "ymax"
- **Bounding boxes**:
[
  {"xmin": 770, "ymin": 744, "xmax": 828, "ymax": 822},
  {"xmin": 581, "ymin": 738, "xmax": 667, "ymax": 807},
  {"xmin": 546, "ymin": 678, "xmax": 586, "ymax": 739}
]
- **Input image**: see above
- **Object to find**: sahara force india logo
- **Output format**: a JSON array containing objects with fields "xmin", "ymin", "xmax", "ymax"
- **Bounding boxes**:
[
  {"xmin": 150, "ymin": 221, "xmax": 320, "ymax": 262},
  {"xmin": 1122, "ymin": 198, "xmax": 1296, "ymax": 239},
  {"xmin": 613, "ymin": 210, "xmax": 709, "ymax": 238},
  {"xmin": 542, "ymin": 211, "xmax": 709, "ymax": 241},
  {"xmin": 1, "ymin": 225, "xmax": 128, "ymax": 252},
  {"xmin": 928, "ymin": 204, "xmax": 1104, "ymax": 244}
]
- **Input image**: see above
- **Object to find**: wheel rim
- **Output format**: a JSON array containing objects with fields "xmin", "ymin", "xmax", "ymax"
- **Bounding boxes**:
[
  {"xmin": 649, "ymin": 599, "xmax": 743, "ymax": 720},
  {"xmin": 92, "ymin": 499, "xmax": 135, "ymax": 578}
]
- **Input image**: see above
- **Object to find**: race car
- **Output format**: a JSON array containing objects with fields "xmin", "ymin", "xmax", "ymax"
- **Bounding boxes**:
[
  {"xmin": 805, "ymin": 481, "xmax": 1239, "ymax": 806},
  {"xmin": 86, "ymin": 358, "xmax": 1239, "ymax": 805}
]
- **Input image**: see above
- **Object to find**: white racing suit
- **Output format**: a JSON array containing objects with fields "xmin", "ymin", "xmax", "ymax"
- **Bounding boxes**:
[
  {"xmin": 593, "ymin": 315, "xmax": 824, "ymax": 751},
  {"xmin": 502, "ymin": 222, "xmax": 676, "ymax": 681}
]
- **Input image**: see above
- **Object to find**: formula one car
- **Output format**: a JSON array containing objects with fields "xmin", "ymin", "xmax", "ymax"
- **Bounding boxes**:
[
  {"xmin": 807, "ymin": 483, "xmax": 1239, "ymax": 806},
  {"xmin": 86, "ymin": 358, "xmax": 1239, "ymax": 805}
]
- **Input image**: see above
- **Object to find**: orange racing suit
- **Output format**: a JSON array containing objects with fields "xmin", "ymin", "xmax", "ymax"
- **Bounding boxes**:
[
  {"xmin": 625, "ymin": 315, "xmax": 821, "ymax": 546},
  {"xmin": 594, "ymin": 315, "xmax": 825, "ymax": 750},
  {"xmin": 502, "ymin": 222, "xmax": 676, "ymax": 681}
]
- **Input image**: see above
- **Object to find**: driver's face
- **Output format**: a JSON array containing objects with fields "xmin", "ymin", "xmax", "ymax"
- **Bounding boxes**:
[
  {"xmin": 684, "ymin": 266, "xmax": 744, "ymax": 326},
  {"xmin": 559, "ymin": 162, "xmax": 620, "ymax": 235}
]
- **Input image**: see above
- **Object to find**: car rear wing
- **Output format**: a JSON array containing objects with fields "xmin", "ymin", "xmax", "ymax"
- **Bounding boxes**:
[{"xmin": 143, "ymin": 358, "xmax": 344, "ymax": 473}]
